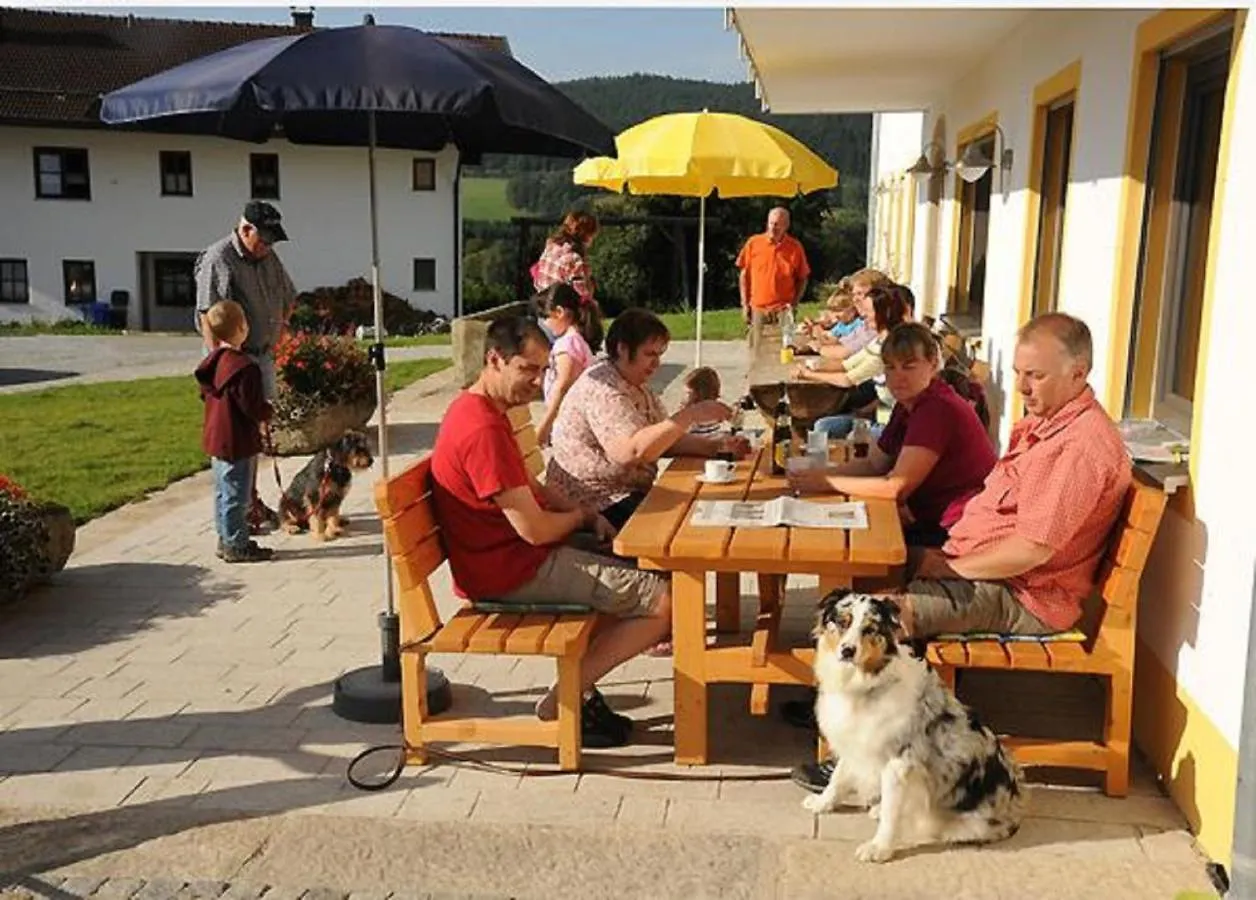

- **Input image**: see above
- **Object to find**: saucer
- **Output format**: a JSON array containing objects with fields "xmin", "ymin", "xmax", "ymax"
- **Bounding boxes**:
[{"xmin": 696, "ymin": 473, "xmax": 737, "ymax": 485}]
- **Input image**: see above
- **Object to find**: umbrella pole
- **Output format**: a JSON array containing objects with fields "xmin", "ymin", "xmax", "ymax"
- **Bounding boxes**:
[
  {"xmin": 333, "ymin": 107, "xmax": 451, "ymax": 724},
  {"xmin": 695, "ymin": 194, "xmax": 706, "ymax": 368}
]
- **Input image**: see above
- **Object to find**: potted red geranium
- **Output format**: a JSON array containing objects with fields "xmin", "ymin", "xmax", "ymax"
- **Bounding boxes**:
[
  {"xmin": 0, "ymin": 475, "xmax": 75, "ymax": 605},
  {"xmin": 268, "ymin": 332, "xmax": 378, "ymax": 455}
]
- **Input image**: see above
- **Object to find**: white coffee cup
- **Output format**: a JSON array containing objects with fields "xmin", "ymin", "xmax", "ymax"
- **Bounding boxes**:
[
  {"xmin": 806, "ymin": 429, "xmax": 828, "ymax": 454},
  {"xmin": 704, "ymin": 459, "xmax": 733, "ymax": 481}
]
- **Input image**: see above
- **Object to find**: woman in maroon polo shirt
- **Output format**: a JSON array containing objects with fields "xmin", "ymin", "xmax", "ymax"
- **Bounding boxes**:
[{"xmin": 787, "ymin": 322, "xmax": 997, "ymax": 547}]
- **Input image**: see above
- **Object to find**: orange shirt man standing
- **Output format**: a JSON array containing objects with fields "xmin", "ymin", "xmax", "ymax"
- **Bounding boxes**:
[{"xmin": 736, "ymin": 207, "xmax": 811, "ymax": 350}]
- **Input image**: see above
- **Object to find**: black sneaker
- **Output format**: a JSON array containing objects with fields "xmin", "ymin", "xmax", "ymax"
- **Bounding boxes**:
[
  {"xmin": 221, "ymin": 542, "xmax": 275, "ymax": 563},
  {"xmin": 780, "ymin": 693, "xmax": 818, "ymax": 730},
  {"xmin": 216, "ymin": 539, "xmax": 266, "ymax": 560},
  {"xmin": 581, "ymin": 690, "xmax": 630, "ymax": 748},
  {"xmin": 791, "ymin": 759, "xmax": 835, "ymax": 794}
]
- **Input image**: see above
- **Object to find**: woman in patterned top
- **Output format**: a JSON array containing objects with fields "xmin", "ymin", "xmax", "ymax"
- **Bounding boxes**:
[
  {"xmin": 546, "ymin": 309, "xmax": 751, "ymax": 531},
  {"xmin": 532, "ymin": 210, "xmax": 600, "ymax": 306},
  {"xmin": 534, "ymin": 283, "xmax": 604, "ymax": 447}
]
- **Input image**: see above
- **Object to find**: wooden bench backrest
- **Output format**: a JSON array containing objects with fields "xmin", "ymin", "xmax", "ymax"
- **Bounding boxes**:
[
  {"xmin": 1083, "ymin": 474, "xmax": 1168, "ymax": 643},
  {"xmin": 375, "ymin": 456, "xmax": 447, "ymax": 645},
  {"xmin": 373, "ymin": 406, "xmax": 542, "ymax": 645},
  {"xmin": 509, "ymin": 404, "xmax": 545, "ymax": 479}
]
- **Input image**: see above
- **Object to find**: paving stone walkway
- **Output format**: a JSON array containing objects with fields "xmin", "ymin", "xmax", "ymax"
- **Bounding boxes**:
[{"xmin": 0, "ymin": 342, "xmax": 1218, "ymax": 898}]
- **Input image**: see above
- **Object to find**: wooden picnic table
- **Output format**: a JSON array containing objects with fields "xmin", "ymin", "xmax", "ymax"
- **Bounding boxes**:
[{"xmin": 612, "ymin": 447, "xmax": 907, "ymax": 765}]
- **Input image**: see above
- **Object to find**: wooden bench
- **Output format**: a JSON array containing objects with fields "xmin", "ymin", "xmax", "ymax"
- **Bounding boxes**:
[
  {"xmin": 925, "ymin": 473, "xmax": 1168, "ymax": 796},
  {"xmin": 508, "ymin": 404, "xmax": 545, "ymax": 479},
  {"xmin": 373, "ymin": 407, "xmax": 598, "ymax": 771}
]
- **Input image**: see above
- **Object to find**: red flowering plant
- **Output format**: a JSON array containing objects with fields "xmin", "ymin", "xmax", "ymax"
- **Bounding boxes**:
[
  {"xmin": 271, "ymin": 331, "xmax": 376, "ymax": 428},
  {"xmin": 0, "ymin": 473, "xmax": 50, "ymax": 605}
]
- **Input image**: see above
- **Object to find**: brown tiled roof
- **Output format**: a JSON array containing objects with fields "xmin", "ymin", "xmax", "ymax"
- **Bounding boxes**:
[{"xmin": 0, "ymin": 7, "xmax": 511, "ymax": 127}]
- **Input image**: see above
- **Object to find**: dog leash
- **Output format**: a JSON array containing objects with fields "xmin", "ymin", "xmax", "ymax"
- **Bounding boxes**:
[{"xmin": 261, "ymin": 422, "xmax": 284, "ymax": 492}]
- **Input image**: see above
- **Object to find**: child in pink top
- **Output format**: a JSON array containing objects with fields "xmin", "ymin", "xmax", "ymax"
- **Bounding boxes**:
[{"xmin": 534, "ymin": 283, "xmax": 604, "ymax": 447}]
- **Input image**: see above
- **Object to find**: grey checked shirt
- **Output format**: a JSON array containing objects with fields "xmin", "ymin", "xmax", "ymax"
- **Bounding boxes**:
[{"xmin": 194, "ymin": 231, "xmax": 296, "ymax": 356}]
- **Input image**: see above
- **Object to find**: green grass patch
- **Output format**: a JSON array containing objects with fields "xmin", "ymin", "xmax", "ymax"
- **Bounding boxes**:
[
  {"xmin": 461, "ymin": 176, "xmax": 521, "ymax": 221},
  {"xmin": 357, "ymin": 334, "xmax": 451, "ymax": 348},
  {"xmin": 0, "ymin": 320, "xmax": 123, "ymax": 337},
  {"xmin": 656, "ymin": 303, "xmax": 824, "ymax": 341},
  {"xmin": 0, "ymin": 359, "xmax": 451, "ymax": 524},
  {"xmin": 383, "ymin": 358, "xmax": 451, "ymax": 393}
]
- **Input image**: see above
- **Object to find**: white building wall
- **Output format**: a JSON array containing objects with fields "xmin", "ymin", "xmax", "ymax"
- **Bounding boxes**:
[
  {"xmin": 0, "ymin": 126, "xmax": 459, "ymax": 329},
  {"xmin": 920, "ymin": 9, "xmax": 1146, "ymax": 442},
  {"xmin": 900, "ymin": 8, "xmax": 1255, "ymax": 750},
  {"xmin": 1151, "ymin": 17, "xmax": 1256, "ymax": 750}
]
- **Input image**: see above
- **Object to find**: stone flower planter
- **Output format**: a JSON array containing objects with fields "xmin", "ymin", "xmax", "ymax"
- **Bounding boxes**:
[
  {"xmin": 269, "ymin": 398, "xmax": 377, "ymax": 456},
  {"xmin": 0, "ymin": 500, "xmax": 74, "ymax": 605}
]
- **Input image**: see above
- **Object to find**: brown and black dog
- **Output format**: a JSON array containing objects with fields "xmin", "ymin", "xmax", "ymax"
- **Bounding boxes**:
[{"xmin": 279, "ymin": 430, "xmax": 374, "ymax": 540}]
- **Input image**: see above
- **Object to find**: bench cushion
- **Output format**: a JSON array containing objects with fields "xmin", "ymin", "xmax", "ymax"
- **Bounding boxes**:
[
  {"xmin": 472, "ymin": 600, "xmax": 595, "ymax": 615},
  {"xmin": 932, "ymin": 629, "xmax": 1086, "ymax": 643}
]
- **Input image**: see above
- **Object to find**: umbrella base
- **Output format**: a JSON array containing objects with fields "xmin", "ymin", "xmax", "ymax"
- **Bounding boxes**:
[{"xmin": 332, "ymin": 664, "xmax": 451, "ymax": 724}]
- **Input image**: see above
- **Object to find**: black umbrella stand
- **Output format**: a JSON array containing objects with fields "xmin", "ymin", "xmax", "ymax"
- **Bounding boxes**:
[{"xmin": 332, "ymin": 107, "xmax": 451, "ymax": 723}]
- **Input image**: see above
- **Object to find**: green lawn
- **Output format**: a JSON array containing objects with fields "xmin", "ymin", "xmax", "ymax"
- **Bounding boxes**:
[
  {"xmin": 0, "ymin": 320, "xmax": 123, "ymax": 337},
  {"xmin": 657, "ymin": 302, "xmax": 824, "ymax": 341},
  {"xmin": 0, "ymin": 359, "xmax": 450, "ymax": 524},
  {"xmin": 461, "ymin": 176, "xmax": 521, "ymax": 221}
]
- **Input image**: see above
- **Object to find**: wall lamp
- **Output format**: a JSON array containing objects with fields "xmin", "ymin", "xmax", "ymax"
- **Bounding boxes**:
[
  {"xmin": 906, "ymin": 141, "xmax": 949, "ymax": 179},
  {"xmin": 955, "ymin": 124, "xmax": 1014, "ymax": 189},
  {"xmin": 907, "ymin": 128, "xmax": 1014, "ymax": 192}
]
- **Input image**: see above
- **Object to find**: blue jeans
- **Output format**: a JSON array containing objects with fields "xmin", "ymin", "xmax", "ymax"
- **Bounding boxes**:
[
  {"xmin": 813, "ymin": 415, "xmax": 858, "ymax": 439},
  {"xmin": 812, "ymin": 416, "xmax": 884, "ymax": 440},
  {"xmin": 212, "ymin": 456, "xmax": 255, "ymax": 551}
]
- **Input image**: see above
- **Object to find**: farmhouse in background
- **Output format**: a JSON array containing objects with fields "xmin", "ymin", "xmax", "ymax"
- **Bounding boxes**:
[{"xmin": 0, "ymin": 7, "xmax": 509, "ymax": 329}]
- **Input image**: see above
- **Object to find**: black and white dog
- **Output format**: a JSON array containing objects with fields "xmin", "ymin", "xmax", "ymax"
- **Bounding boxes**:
[{"xmin": 805, "ymin": 590, "xmax": 1026, "ymax": 862}]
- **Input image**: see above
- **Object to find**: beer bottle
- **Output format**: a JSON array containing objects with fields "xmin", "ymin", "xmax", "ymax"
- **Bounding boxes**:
[{"xmin": 771, "ymin": 393, "xmax": 791, "ymax": 476}]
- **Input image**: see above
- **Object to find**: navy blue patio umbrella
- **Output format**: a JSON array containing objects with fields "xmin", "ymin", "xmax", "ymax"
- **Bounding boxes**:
[{"xmin": 101, "ymin": 18, "xmax": 615, "ymax": 728}]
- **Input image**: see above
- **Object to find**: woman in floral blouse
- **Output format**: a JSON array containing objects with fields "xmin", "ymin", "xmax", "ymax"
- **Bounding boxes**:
[{"xmin": 546, "ymin": 308, "xmax": 750, "ymax": 531}]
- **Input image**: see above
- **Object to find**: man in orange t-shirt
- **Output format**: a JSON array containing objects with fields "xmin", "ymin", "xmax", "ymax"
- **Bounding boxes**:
[{"xmin": 736, "ymin": 207, "xmax": 811, "ymax": 351}]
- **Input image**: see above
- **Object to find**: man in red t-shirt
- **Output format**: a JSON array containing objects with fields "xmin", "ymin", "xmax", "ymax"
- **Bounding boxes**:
[{"xmin": 429, "ymin": 315, "xmax": 671, "ymax": 748}]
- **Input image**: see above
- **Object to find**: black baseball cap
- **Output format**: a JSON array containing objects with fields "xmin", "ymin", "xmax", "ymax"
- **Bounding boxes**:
[{"xmin": 242, "ymin": 200, "xmax": 289, "ymax": 244}]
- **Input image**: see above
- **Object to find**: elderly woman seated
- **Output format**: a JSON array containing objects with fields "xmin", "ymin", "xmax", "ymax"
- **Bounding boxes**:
[
  {"xmin": 792, "ymin": 283, "xmax": 912, "ymax": 438},
  {"xmin": 546, "ymin": 308, "xmax": 751, "ymax": 530},
  {"xmin": 786, "ymin": 322, "xmax": 996, "ymax": 548}
]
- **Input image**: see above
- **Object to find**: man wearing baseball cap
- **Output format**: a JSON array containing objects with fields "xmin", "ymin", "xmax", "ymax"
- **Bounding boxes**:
[{"xmin": 194, "ymin": 200, "xmax": 297, "ymax": 534}]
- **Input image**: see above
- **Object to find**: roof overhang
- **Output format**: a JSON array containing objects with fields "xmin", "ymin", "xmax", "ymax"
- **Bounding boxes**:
[{"xmin": 728, "ymin": 7, "xmax": 1031, "ymax": 113}]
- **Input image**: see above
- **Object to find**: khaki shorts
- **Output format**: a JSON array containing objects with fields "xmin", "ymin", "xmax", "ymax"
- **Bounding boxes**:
[
  {"xmin": 899, "ymin": 577, "xmax": 1054, "ymax": 638},
  {"xmin": 498, "ymin": 544, "xmax": 665, "ymax": 618},
  {"xmin": 747, "ymin": 308, "xmax": 781, "ymax": 353}
]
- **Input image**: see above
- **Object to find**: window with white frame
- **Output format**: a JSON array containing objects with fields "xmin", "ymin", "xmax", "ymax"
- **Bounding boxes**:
[
  {"xmin": 34, "ymin": 147, "xmax": 91, "ymax": 199},
  {"xmin": 0, "ymin": 259, "xmax": 29, "ymax": 304},
  {"xmin": 413, "ymin": 258, "xmax": 436, "ymax": 292},
  {"xmin": 160, "ymin": 151, "xmax": 193, "ymax": 196},
  {"xmin": 63, "ymin": 260, "xmax": 97, "ymax": 305},
  {"xmin": 412, "ymin": 158, "xmax": 436, "ymax": 191}
]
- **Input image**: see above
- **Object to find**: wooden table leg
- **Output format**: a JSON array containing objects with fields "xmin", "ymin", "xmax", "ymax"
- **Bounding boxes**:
[
  {"xmin": 715, "ymin": 572, "xmax": 739, "ymax": 634},
  {"xmin": 749, "ymin": 573, "xmax": 783, "ymax": 716},
  {"xmin": 672, "ymin": 569, "xmax": 708, "ymax": 766}
]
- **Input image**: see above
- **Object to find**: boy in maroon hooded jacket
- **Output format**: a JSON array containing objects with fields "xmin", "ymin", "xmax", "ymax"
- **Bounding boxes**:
[{"xmin": 194, "ymin": 300, "xmax": 275, "ymax": 563}]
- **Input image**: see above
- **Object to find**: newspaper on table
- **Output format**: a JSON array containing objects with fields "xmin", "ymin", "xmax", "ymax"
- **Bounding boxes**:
[
  {"xmin": 1117, "ymin": 418, "xmax": 1190, "ymax": 464},
  {"xmin": 689, "ymin": 497, "xmax": 869, "ymax": 530}
]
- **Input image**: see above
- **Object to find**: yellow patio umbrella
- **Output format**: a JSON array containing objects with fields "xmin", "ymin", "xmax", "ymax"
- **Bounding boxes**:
[{"xmin": 574, "ymin": 111, "xmax": 838, "ymax": 364}]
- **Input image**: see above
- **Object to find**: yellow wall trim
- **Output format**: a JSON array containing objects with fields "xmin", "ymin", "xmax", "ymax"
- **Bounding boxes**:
[
  {"xmin": 1103, "ymin": 8, "xmax": 1232, "ymax": 417},
  {"xmin": 1133, "ymin": 636, "xmax": 1238, "ymax": 866},
  {"xmin": 1186, "ymin": 10, "xmax": 1245, "ymax": 486},
  {"xmin": 1017, "ymin": 60, "xmax": 1083, "ymax": 326},
  {"xmin": 947, "ymin": 111, "xmax": 1000, "ymax": 311}
]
